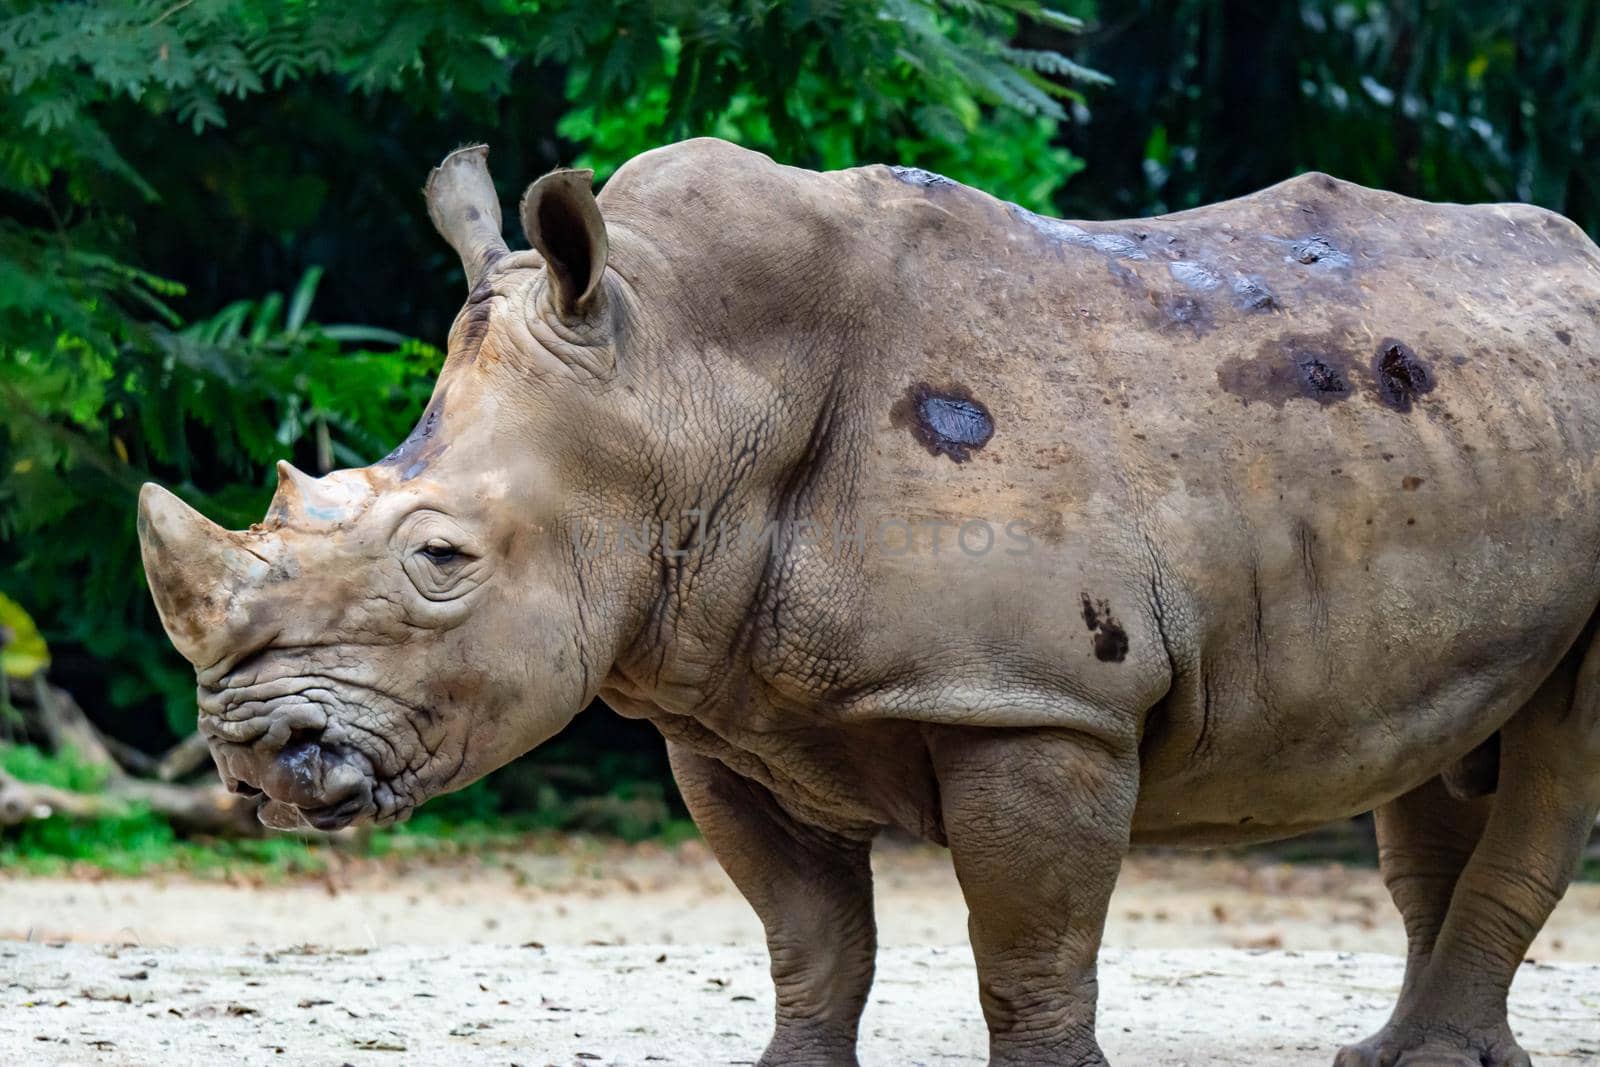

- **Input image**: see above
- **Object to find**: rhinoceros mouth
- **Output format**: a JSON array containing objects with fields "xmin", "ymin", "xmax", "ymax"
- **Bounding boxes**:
[
  {"xmin": 256, "ymin": 791, "xmax": 373, "ymax": 832},
  {"xmin": 212, "ymin": 731, "xmax": 383, "ymax": 830},
  {"xmin": 198, "ymin": 665, "xmax": 448, "ymax": 830}
]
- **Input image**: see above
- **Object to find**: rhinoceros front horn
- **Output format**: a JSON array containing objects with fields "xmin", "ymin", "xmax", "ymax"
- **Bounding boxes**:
[
  {"xmin": 426, "ymin": 144, "xmax": 509, "ymax": 292},
  {"xmin": 137, "ymin": 483, "xmax": 271, "ymax": 671}
]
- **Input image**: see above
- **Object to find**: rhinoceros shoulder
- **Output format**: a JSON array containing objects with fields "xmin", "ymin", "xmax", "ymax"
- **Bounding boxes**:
[{"xmin": 599, "ymin": 137, "xmax": 798, "ymax": 211}]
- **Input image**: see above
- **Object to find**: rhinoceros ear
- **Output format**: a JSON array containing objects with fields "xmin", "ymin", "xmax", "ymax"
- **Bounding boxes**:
[
  {"xmin": 426, "ymin": 144, "xmax": 510, "ymax": 293},
  {"xmin": 520, "ymin": 168, "xmax": 608, "ymax": 320}
]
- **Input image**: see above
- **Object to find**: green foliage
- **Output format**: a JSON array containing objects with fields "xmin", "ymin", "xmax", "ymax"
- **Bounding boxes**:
[
  {"xmin": 0, "ymin": 0, "xmax": 1094, "ymax": 752},
  {"xmin": 559, "ymin": 24, "xmax": 1083, "ymax": 212},
  {"xmin": 551, "ymin": 1, "xmax": 1095, "ymax": 207},
  {"xmin": 2, "ymin": 268, "xmax": 437, "ymax": 731},
  {"xmin": 0, "ymin": 804, "xmax": 335, "ymax": 878},
  {"xmin": 0, "ymin": 742, "xmax": 176, "ymax": 875},
  {"xmin": 1059, "ymin": 1, "xmax": 1600, "ymax": 230},
  {"xmin": 0, "ymin": 590, "xmax": 48, "ymax": 678},
  {"xmin": 1, "ymin": 742, "xmax": 111, "ymax": 791},
  {"xmin": 1294, "ymin": 0, "xmax": 1600, "ymax": 222},
  {"xmin": 1, "ymin": 806, "xmax": 179, "ymax": 876},
  {"xmin": 396, "ymin": 738, "xmax": 698, "ymax": 843}
]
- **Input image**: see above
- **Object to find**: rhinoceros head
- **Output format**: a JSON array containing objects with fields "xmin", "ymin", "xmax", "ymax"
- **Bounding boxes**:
[{"xmin": 136, "ymin": 144, "xmax": 734, "ymax": 830}]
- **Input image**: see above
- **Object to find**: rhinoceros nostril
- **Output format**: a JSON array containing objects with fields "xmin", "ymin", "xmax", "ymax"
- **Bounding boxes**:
[
  {"xmin": 285, "ymin": 726, "xmax": 322, "ymax": 747},
  {"xmin": 261, "ymin": 731, "xmax": 329, "ymax": 808},
  {"xmin": 229, "ymin": 780, "xmax": 263, "ymax": 798}
]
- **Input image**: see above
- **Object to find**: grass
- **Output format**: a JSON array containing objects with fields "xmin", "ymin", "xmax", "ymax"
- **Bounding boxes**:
[
  {"xmin": 0, "ymin": 742, "xmax": 699, "ymax": 879},
  {"xmin": 0, "ymin": 805, "xmax": 702, "ymax": 880},
  {"xmin": 1, "ymin": 741, "xmax": 112, "ymax": 792}
]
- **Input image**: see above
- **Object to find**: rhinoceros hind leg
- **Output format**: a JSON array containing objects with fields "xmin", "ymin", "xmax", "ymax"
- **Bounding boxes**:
[
  {"xmin": 1368, "ymin": 775, "xmax": 1493, "ymax": 1009},
  {"xmin": 1439, "ymin": 731, "xmax": 1500, "ymax": 801},
  {"xmin": 928, "ymin": 724, "xmax": 1138, "ymax": 1067},
  {"xmin": 667, "ymin": 742, "xmax": 876, "ymax": 1067},
  {"xmin": 1335, "ymin": 642, "xmax": 1600, "ymax": 1067}
]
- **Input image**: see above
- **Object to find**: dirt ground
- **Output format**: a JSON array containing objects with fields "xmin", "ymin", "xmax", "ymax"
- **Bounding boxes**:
[{"xmin": 2, "ymin": 843, "xmax": 1598, "ymax": 1065}]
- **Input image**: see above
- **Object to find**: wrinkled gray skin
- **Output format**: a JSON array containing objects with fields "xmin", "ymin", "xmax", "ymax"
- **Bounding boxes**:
[{"xmin": 138, "ymin": 140, "xmax": 1600, "ymax": 1066}]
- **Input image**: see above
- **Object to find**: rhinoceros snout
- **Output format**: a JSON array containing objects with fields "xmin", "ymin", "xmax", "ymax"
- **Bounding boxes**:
[{"xmin": 215, "ymin": 727, "xmax": 375, "ymax": 831}]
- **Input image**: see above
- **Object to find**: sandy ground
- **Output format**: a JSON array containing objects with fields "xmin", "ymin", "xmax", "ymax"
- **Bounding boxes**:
[{"xmin": 2, "ymin": 844, "xmax": 1598, "ymax": 1065}]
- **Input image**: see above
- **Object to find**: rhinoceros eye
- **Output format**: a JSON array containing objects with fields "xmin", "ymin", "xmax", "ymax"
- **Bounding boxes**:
[{"xmin": 420, "ymin": 538, "xmax": 459, "ymax": 563}]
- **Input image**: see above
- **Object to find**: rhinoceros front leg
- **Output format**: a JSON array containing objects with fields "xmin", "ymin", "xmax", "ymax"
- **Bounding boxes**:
[
  {"xmin": 1337, "ymin": 652, "xmax": 1600, "ymax": 1067},
  {"xmin": 928, "ymin": 725, "xmax": 1138, "ymax": 1067},
  {"xmin": 667, "ymin": 742, "xmax": 876, "ymax": 1067}
]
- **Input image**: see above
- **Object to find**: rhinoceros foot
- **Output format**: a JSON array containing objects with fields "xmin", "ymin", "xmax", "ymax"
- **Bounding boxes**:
[
  {"xmin": 754, "ymin": 1040, "xmax": 858, "ymax": 1067},
  {"xmin": 1333, "ymin": 1021, "xmax": 1531, "ymax": 1067}
]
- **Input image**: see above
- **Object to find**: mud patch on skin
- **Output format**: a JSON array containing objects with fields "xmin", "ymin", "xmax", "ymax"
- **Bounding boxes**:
[
  {"xmin": 1217, "ymin": 339, "xmax": 1354, "ymax": 408},
  {"xmin": 888, "ymin": 165, "xmax": 955, "ymax": 189},
  {"xmin": 1008, "ymin": 204, "xmax": 1148, "ymax": 260},
  {"xmin": 890, "ymin": 383, "xmax": 994, "ymax": 464},
  {"xmin": 1230, "ymin": 274, "xmax": 1279, "ymax": 313},
  {"xmin": 1373, "ymin": 339, "xmax": 1434, "ymax": 412},
  {"xmin": 1080, "ymin": 594, "xmax": 1130, "ymax": 663},
  {"xmin": 1169, "ymin": 261, "xmax": 1221, "ymax": 291},
  {"xmin": 1289, "ymin": 234, "xmax": 1353, "ymax": 268}
]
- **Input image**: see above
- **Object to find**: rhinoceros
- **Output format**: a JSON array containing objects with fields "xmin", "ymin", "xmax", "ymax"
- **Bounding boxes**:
[{"xmin": 137, "ymin": 139, "xmax": 1600, "ymax": 1066}]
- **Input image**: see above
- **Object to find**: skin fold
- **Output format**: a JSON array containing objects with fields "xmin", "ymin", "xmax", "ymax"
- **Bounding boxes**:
[{"xmin": 137, "ymin": 139, "xmax": 1600, "ymax": 1065}]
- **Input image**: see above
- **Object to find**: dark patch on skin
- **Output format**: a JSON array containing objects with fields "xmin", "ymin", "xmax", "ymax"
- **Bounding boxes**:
[
  {"xmin": 1556, "ymin": 328, "xmax": 1572, "ymax": 346},
  {"xmin": 1160, "ymin": 294, "xmax": 1212, "ymax": 335},
  {"xmin": 1290, "ymin": 234, "xmax": 1353, "ymax": 268},
  {"xmin": 889, "ymin": 383, "xmax": 994, "ymax": 464},
  {"xmin": 454, "ymin": 303, "xmax": 493, "ymax": 358},
  {"xmin": 1079, "ymin": 594, "xmax": 1130, "ymax": 663},
  {"xmin": 1106, "ymin": 260, "xmax": 1140, "ymax": 288},
  {"xmin": 381, "ymin": 387, "xmax": 449, "ymax": 479},
  {"xmin": 1216, "ymin": 338, "xmax": 1353, "ymax": 407},
  {"xmin": 1231, "ymin": 275, "xmax": 1279, "ymax": 313},
  {"xmin": 449, "ymin": 278, "xmax": 497, "ymax": 362},
  {"xmin": 465, "ymin": 206, "xmax": 480, "ymax": 221},
  {"xmin": 1373, "ymin": 339, "xmax": 1434, "ymax": 412},
  {"xmin": 1401, "ymin": 475, "xmax": 1425, "ymax": 490},
  {"xmin": 888, "ymin": 165, "xmax": 954, "ymax": 188}
]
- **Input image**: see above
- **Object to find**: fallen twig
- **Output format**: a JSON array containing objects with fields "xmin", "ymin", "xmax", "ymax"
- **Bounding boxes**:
[
  {"xmin": 154, "ymin": 732, "xmax": 212, "ymax": 782},
  {"xmin": 22, "ymin": 676, "xmax": 121, "ymax": 774},
  {"xmin": 0, "ymin": 767, "xmax": 259, "ymax": 836}
]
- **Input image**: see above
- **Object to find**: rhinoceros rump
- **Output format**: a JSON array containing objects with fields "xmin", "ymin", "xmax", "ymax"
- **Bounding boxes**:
[{"xmin": 137, "ymin": 140, "xmax": 1600, "ymax": 1066}]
